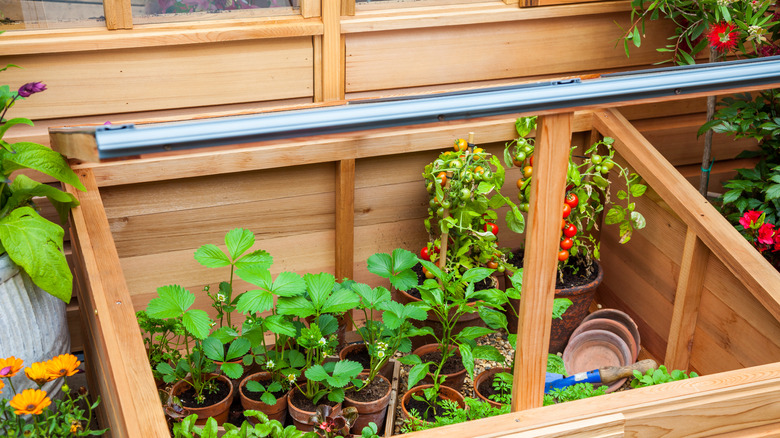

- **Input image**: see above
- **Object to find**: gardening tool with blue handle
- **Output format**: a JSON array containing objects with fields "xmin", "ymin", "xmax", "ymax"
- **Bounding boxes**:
[{"xmin": 544, "ymin": 359, "xmax": 657, "ymax": 393}]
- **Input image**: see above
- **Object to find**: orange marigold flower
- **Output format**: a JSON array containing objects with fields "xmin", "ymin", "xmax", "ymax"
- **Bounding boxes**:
[
  {"xmin": 45, "ymin": 354, "xmax": 81, "ymax": 380},
  {"xmin": 9, "ymin": 389, "xmax": 51, "ymax": 415},
  {"xmin": 25, "ymin": 362, "xmax": 54, "ymax": 386},
  {"xmin": 0, "ymin": 379, "xmax": 5, "ymax": 394},
  {"xmin": 0, "ymin": 357, "xmax": 24, "ymax": 378}
]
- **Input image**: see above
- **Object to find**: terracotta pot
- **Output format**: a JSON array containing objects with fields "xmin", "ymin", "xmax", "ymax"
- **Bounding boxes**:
[
  {"xmin": 401, "ymin": 384, "xmax": 465, "ymax": 422},
  {"xmin": 287, "ymin": 385, "xmax": 341, "ymax": 432},
  {"xmin": 570, "ymin": 317, "xmax": 638, "ymax": 363},
  {"xmin": 505, "ymin": 260, "xmax": 604, "ymax": 354},
  {"xmin": 411, "ymin": 343, "xmax": 467, "ymax": 391},
  {"xmin": 581, "ymin": 308, "xmax": 641, "ymax": 359},
  {"xmin": 338, "ymin": 343, "xmax": 394, "ymax": 382},
  {"xmin": 343, "ymin": 373, "xmax": 392, "ymax": 434},
  {"xmin": 563, "ymin": 329, "xmax": 632, "ymax": 393},
  {"xmin": 170, "ymin": 373, "xmax": 234, "ymax": 425},
  {"xmin": 395, "ymin": 287, "xmax": 486, "ymax": 350},
  {"xmin": 238, "ymin": 372, "xmax": 289, "ymax": 424},
  {"xmin": 473, "ymin": 367, "xmax": 511, "ymax": 408}
]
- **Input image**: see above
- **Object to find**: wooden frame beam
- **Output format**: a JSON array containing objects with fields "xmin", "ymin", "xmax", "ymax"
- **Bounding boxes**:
[
  {"xmin": 665, "ymin": 227, "xmax": 709, "ymax": 370},
  {"xmin": 591, "ymin": 108, "xmax": 780, "ymax": 323},
  {"xmin": 513, "ymin": 112, "xmax": 573, "ymax": 411}
]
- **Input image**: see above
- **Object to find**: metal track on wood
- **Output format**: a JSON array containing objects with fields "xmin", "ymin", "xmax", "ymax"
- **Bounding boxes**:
[{"xmin": 94, "ymin": 56, "xmax": 780, "ymax": 158}]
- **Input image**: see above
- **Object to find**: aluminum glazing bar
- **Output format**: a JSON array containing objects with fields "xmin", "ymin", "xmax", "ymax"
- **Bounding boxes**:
[{"xmin": 95, "ymin": 56, "xmax": 780, "ymax": 159}]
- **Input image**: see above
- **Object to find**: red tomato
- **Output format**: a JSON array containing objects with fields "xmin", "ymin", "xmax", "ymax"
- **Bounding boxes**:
[
  {"xmin": 437, "ymin": 171, "xmax": 447, "ymax": 187},
  {"xmin": 486, "ymin": 261, "xmax": 499, "ymax": 269},
  {"xmin": 422, "ymin": 267, "xmax": 435, "ymax": 279},
  {"xmin": 529, "ymin": 155, "xmax": 534, "ymax": 166},
  {"xmin": 561, "ymin": 219, "xmax": 568, "ymax": 230},
  {"xmin": 562, "ymin": 203, "xmax": 572, "ymax": 219},
  {"xmin": 560, "ymin": 238, "xmax": 574, "ymax": 250},
  {"xmin": 563, "ymin": 223, "xmax": 577, "ymax": 238},
  {"xmin": 484, "ymin": 222, "xmax": 499, "ymax": 235},
  {"xmin": 558, "ymin": 250, "xmax": 570, "ymax": 262},
  {"xmin": 565, "ymin": 193, "xmax": 579, "ymax": 208},
  {"xmin": 420, "ymin": 247, "xmax": 431, "ymax": 261}
]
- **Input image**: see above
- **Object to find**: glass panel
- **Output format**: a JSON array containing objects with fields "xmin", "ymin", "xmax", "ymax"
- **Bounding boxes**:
[
  {"xmin": 0, "ymin": 0, "xmax": 113, "ymax": 29},
  {"xmin": 133, "ymin": 0, "xmax": 297, "ymax": 25}
]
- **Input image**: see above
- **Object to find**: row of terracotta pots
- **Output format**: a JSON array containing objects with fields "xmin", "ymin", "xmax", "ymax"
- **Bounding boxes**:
[{"xmin": 170, "ymin": 366, "xmax": 393, "ymax": 434}]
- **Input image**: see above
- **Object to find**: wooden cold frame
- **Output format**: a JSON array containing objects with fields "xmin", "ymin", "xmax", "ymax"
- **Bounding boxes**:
[{"xmin": 58, "ymin": 87, "xmax": 780, "ymax": 436}]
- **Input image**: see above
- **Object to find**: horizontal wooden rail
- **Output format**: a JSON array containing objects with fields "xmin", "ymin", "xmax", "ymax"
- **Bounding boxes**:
[
  {"xmin": 340, "ymin": 1, "xmax": 631, "ymax": 33},
  {"xmin": 64, "ymin": 112, "xmax": 594, "ymax": 187},
  {"xmin": 591, "ymin": 108, "xmax": 780, "ymax": 323},
  {"xmin": 0, "ymin": 17, "xmax": 323, "ymax": 56}
]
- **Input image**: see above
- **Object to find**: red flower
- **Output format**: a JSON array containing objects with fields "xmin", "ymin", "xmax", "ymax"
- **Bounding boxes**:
[
  {"xmin": 707, "ymin": 22, "xmax": 739, "ymax": 52},
  {"xmin": 740, "ymin": 210, "xmax": 763, "ymax": 229},
  {"xmin": 758, "ymin": 223, "xmax": 775, "ymax": 245}
]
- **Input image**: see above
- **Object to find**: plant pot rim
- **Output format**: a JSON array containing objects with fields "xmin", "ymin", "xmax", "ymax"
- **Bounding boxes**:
[
  {"xmin": 474, "ymin": 367, "xmax": 511, "ymax": 408},
  {"xmin": 238, "ymin": 371, "xmax": 289, "ymax": 407},
  {"xmin": 344, "ymin": 372, "xmax": 392, "ymax": 406},
  {"xmin": 412, "ymin": 343, "xmax": 466, "ymax": 376},
  {"xmin": 171, "ymin": 373, "xmax": 234, "ymax": 409},
  {"xmin": 401, "ymin": 383, "xmax": 466, "ymax": 422}
]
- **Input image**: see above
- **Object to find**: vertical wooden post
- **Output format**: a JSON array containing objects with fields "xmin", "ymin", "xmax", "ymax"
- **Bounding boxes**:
[
  {"xmin": 665, "ymin": 227, "xmax": 709, "ymax": 370},
  {"xmin": 512, "ymin": 112, "xmax": 572, "ymax": 411},
  {"xmin": 336, "ymin": 159, "xmax": 355, "ymax": 329},
  {"xmin": 341, "ymin": 0, "xmax": 355, "ymax": 16},
  {"xmin": 103, "ymin": 0, "xmax": 133, "ymax": 30},
  {"xmin": 321, "ymin": 0, "xmax": 344, "ymax": 102},
  {"xmin": 300, "ymin": 0, "xmax": 321, "ymax": 18}
]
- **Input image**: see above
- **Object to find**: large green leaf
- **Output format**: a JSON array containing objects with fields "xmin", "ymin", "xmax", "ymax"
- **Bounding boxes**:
[
  {"xmin": 225, "ymin": 228, "xmax": 255, "ymax": 261},
  {"xmin": 459, "ymin": 343, "xmax": 475, "ymax": 379},
  {"xmin": 304, "ymin": 364, "xmax": 329, "ymax": 382},
  {"xmin": 3, "ymin": 142, "xmax": 85, "ymax": 190},
  {"xmin": 146, "ymin": 284, "xmax": 195, "ymax": 319},
  {"xmin": 5, "ymin": 174, "xmax": 79, "ymax": 225},
  {"xmin": 263, "ymin": 314, "xmax": 296, "ymax": 337},
  {"xmin": 235, "ymin": 289, "xmax": 274, "ymax": 314},
  {"xmin": 367, "ymin": 250, "xmax": 418, "ymax": 291},
  {"xmin": 182, "ymin": 309, "xmax": 212, "ymax": 340},
  {"xmin": 304, "ymin": 272, "xmax": 335, "ymax": 310},
  {"xmin": 234, "ymin": 249, "xmax": 273, "ymax": 270},
  {"xmin": 194, "ymin": 244, "xmax": 231, "ymax": 268},
  {"xmin": 330, "ymin": 360, "xmax": 363, "ymax": 386},
  {"xmin": 203, "ymin": 337, "xmax": 226, "ymax": 361},
  {"xmin": 226, "ymin": 337, "xmax": 251, "ymax": 361},
  {"xmin": 276, "ymin": 296, "xmax": 316, "ymax": 317},
  {"xmin": 0, "ymin": 207, "xmax": 71, "ymax": 302},
  {"xmin": 322, "ymin": 287, "xmax": 360, "ymax": 314},
  {"xmin": 271, "ymin": 272, "xmax": 306, "ymax": 297},
  {"xmin": 235, "ymin": 265, "xmax": 273, "ymax": 289}
]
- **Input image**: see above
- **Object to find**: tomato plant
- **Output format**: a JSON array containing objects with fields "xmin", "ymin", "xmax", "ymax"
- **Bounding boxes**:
[
  {"xmin": 484, "ymin": 222, "xmax": 499, "ymax": 235},
  {"xmin": 454, "ymin": 138, "xmax": 468, "ymax": 152},
  {"xmin": 505, "ymin": 116, "xmax": 647, "ymax": 278}
]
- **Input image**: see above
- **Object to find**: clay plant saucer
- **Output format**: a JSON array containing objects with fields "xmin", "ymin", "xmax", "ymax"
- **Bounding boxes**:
[
  {"xmin": 581, "ymin": 308, "xmax": 641, "ymax": 356},
  {"xmin": 570, "ymin": 317, "xmax": 638, "ymax": 363},
  {"xmin": 562, "ymin": 329, "xmax": 632, "ymax": 393}
]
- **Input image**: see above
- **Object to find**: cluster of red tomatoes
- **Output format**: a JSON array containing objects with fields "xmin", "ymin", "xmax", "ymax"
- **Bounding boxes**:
[{"xmin": 558, "ymin": 192, "xmax": 579, "ymax": 262}]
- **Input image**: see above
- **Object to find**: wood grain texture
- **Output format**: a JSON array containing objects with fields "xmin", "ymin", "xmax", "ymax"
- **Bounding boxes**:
[
  {"xmin": 321, "ymin": 0, "xmax": 344, "ymax": 101},
  {"xmin": 336, "ymin": 159, "xmax": 355, "ymax": 281},
  {"xmin": 665, "ymin": 228, "xmax": 709, "ymax": 371},
  {"xmin": 66, "ymin": 169, "xmax": 168, "ymax": 437},
  {"xmin": 1, "ymin": 38, "xmax": 314, "ymax": 120},
  {"xmin": 103, "ymin": 0, "xmax": 133, "ymax": 30},
  {"xmin": 592, "ymin": 108, "xmax": 780, "ymax": 323},
  {"xmin": 345, "ymin": 15, "xmax": 673, "ymax": 92},
  {"xmin": 513, "ymin": 112, "xmax": 572, "ymax": 411},
  {"xmin": 0, "ymin": 17, "xmax": 323, "ymax": 56}
]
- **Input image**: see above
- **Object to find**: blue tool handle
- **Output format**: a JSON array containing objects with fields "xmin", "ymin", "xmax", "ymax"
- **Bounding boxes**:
[{"xmin": 544, "ymin": 370, "xmax": 601, "ymax": 393}]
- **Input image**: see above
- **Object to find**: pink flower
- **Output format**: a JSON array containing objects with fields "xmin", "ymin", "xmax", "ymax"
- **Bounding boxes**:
[
  {"xmin": 758, "ymin": 223, "xmax": 775, "ymax": 245},
  {"xmin": 740, "ymin": 210, "xmax": 763, "ymax": 229},
  {"xmin": 707, "ymin": 22, "xmax": 739, "ymax": 52}
]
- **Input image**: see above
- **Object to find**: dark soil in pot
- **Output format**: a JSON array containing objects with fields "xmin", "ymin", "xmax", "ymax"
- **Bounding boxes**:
[
  {"xmin": 177, "ymin": 379, "xmax": 232, "ymax": 408},
  {"xmin": 341, "ymin": 344, "xmax": 371, "ymax": 369},
  {"xmin": 344, "ymin": 375, "xmax": 390, "ymax": 402},
  {"xmin": 419, "ymin": 350, "xmax": 463, "ymax": 375},
  {"xmin": 507, "ymin": 251, "xmax": 598, "ymax": 289},
  {"xmin": 288, "ymin": 386, "xmax": 339, "ymax": 413}
]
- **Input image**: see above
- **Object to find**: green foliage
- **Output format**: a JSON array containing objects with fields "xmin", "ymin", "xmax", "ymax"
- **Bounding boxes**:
[
  {"xmin": 630, "ymin": 365, "xmax": 698, "ymax": 388},
  {"xmin": 505, "ymin": 117, "xmax": 647, "ymax": 279},
  {"xmin": 401, "ymin": 397, "xmax": 510, "ymax": 432},
  {"xmin": 543, "ymin": 382, "xmax": 608, "ymax": 406},
  {"xmin": 0, "ymin": 70, "xmax": 85, "ymax": 303},
  {"xmin": 422, "ymin": 139, "xmax": 522, "ymax": 281},
  {"xmin": 137, "ymin": 310, "xmax": 186, "ymax": 381},
  {"xmin": 173, "ymin": 410, "xmax": 317, "ymax": 438},
  {"xmin": 546, "ymin": 353, "xmax": 566, "ymax": 376},
  {"xmin": 488, "ymin": 371, "xmax": 512, "ymax": 405}
]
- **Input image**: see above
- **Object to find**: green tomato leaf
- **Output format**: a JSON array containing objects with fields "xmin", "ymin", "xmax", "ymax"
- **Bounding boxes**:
[
  {"xmin": 629, "ymin": 184, "xmax": 647, "ymax": 197},
  {"xmin": 505, "ymin": 205, "xmax": 525, "ymax": 234},
  {"xmin": 473, "ymin": 345, "xmax": 506, "ymax": 363},
  {"xmin": 407, "ymin": 363, "xmax": 430, "ymax": 389}
]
